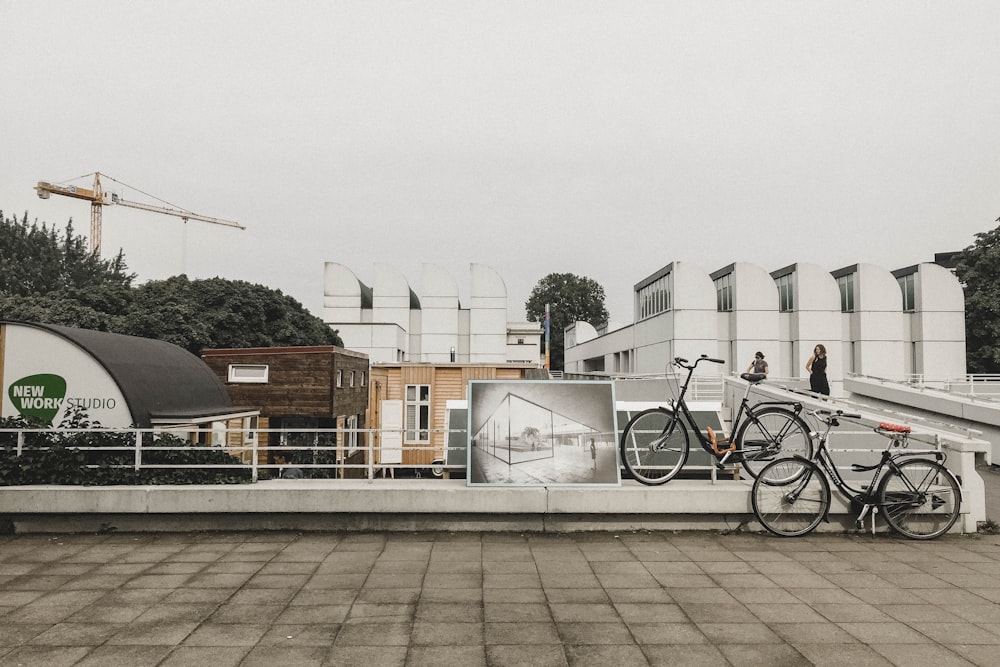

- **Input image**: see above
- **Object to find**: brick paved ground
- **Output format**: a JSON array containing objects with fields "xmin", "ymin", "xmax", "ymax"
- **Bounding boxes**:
[{"xmin": 3, "ymin": 527, "xmax": 1000, "ymax": 667}]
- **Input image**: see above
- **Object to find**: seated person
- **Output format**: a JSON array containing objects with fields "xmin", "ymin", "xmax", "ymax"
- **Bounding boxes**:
[{"xmin": 273, "ymin": 452, "xmax": 304, "ymax": 479}]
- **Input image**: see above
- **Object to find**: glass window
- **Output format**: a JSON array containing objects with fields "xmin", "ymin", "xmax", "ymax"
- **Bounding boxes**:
[
  {"xmin": 360, "ymin": 371, "xmax": 366, "ymax": 387},
  {"xmin": 349, "ymin": 371, "xmax": 356, "ymax": 387},
  {"xmin": 405, "ymin": 384, "xmax": 430, "ymax": 443},
  {"xmin": 837, "ymin": 273, "xmax": 855, "ymax": 313},
  {"xmin": 775, "ymin": 274, "xmax": 794, "ymax": 312},
  {"xmin": 636, "ymin": 273, "xmax": 673, "ymax": 321},
  {"xmin": 898, "ymin": 273, "xmax": 915, "ymax": 312},
  {"xmin": 335, "ymin": 369, "xmax": 342, "ymax": 387},
  {"xmin": 228, "ymin": 364, "xmax": 268, "ymax": 383},
  {"xmin": 715, "ymin": 273, "xmax": 733, "ymax": 312}
]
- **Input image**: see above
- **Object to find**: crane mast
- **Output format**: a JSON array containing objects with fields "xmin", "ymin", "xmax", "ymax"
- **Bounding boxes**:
[{"xmin": 35, "ymin": 172, "xmax": 244, "ymax": 256}]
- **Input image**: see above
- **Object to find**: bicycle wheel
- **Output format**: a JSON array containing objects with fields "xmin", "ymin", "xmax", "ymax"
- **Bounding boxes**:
[
  {"xmin": 619, "ymin": 408, "xmax": 689, "ymax": 485},
  {"xmin": 878, "ymin": 459, "xmax": 961, "ymax": 539},
  {"xmin": 751, "ymin": 457, "xmax": 830, "ymax": 537},
  {"xmin": 735, "ymin": 407, "xmax": 813, "ymax": 479}
]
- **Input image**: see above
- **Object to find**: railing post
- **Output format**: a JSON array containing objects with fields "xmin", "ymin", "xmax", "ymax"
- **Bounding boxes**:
[
  {"xmin": 17, "ymin": 431, "xmax": 24, "ymax": 457},
  {"xmin": 134, "ymin": 429, "xmax": 142, "ymax": 470},
  {"xmin": 367, "ymin": 429, "xmax": 375, "ymax": 483},
  {"xmin": 251, "ymin": 429, "xmax": 259, "ymax": 483}
]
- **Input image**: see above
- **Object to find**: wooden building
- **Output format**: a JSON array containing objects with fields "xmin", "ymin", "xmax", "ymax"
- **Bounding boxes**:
[
  {"xmin": 201, "ymin": 346, "xmax": 369, "ymax": 475},
  {"xmin": 368, "ymin": 362, "xmax": 546, "ymax": 472}
]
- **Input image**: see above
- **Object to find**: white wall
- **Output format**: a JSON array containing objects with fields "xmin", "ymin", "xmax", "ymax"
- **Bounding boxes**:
[
  {"xmin": 469, "ymin": 263, "xmax": 508, "ymax": 363},
  {"xmin": 2, "ymin": 325, "xmax": 132, "ymax": 426},
  {"xmin": 911, "ymin": 263, "xmax": 966, "ymax": 381}
]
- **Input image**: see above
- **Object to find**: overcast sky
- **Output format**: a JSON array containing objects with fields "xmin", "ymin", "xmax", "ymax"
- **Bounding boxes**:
[{"xmin": 3, "ymin": 1, "xmax": 998, "ymax": 324}]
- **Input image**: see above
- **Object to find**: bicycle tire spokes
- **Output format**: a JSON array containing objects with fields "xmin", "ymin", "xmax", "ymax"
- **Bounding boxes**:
[
  {"xmin": 620, "ymin": 408, "xmax": 689, "ymax": 485},
  {"xmin": 751, "ymin": 458, "xmax": 830, "ymax": 537},
  {"xmin": 879, "ymin": 460, "xmax": 961, "ymax": 539},
  {"xmin": 736, "ymin": 408, "xmax": 813, "ymax": 479}
]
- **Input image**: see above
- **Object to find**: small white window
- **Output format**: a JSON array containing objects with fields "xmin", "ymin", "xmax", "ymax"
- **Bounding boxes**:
[
  {"xmin": 335, "ymin": 369, "xmax": 342, "ymax": 387},
  {"xmin": 360, "ymin": 371, "xmax": 366, "ymax": 387},
  {"xmin": 228, "ymin": 364, "xmax": 268, "ymax": 383},
  {"xmin": 350, "ymin": 371, "xmax": 356, "ymax": 387},
  {"xmin": 405, "ymin": 384, "xmax": 431, "ymax": 443},
  {"xmin": 346, "ymin": 414, "xmax": 359, "ymax": 454}
]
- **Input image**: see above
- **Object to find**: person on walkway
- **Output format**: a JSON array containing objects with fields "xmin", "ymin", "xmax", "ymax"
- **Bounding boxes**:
[
  {"xmin": 746, "ymin": 351, "xmax": 768, "ymax": 375},
  {"xmin": 806, "ymin": 344, "xmax": 830, "ymax": 395},
  {"xmin": 274, "ymin": 452, "xmax": 304, "ymax": 479}
]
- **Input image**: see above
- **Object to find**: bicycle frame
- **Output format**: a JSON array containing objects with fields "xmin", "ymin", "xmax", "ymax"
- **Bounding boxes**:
[
  {"xmin": 665, "ymin": 357, "xmax": 803, "ymax": 463},
  {"xmin": 807, "ymin": 416, "xmax": 948, "ymax": 530}
]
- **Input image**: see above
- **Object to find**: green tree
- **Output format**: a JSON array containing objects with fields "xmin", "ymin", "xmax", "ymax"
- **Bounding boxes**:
[
  {"xmin": 955, "ymin": 220, "xmax": 1000, "ymax": 374},
  {"xmin": 525, "ymin": 273, "xmax": 609, "ymax": 371},
  {"xmin": 0, "ymin": 211, "xmax": 135, "ymax": 330},
  {"xmin": 1, "ymin": 211, "xmax": 342, "ymax": 354},
  {"xmin": 119, "ymin": 275, "xmax": 343, "ymax": 355}
]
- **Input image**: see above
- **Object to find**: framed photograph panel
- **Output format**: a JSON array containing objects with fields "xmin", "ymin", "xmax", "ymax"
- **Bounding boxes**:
[{"xmin": 467, "ymin": 380, "xmax": 619, "ymax": 486}]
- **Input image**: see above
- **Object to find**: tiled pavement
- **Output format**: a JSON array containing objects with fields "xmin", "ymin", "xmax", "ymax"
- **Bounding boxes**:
[{"xmin": 4, "ymin": 529, "xmax": 1000, "ymax": 667}]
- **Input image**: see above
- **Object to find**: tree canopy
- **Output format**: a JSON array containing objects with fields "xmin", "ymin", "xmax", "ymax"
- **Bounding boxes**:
[
  {"xmin": 955, "ymin": 220, "xmax": 1000, "ymax": 374},
  {"xmin": 0, "ymin": 210, "xmax": 342, "ymax": 354},
  {"xmin": 525, "ymin": 273, "xmax": 609, "ymax": 371}
]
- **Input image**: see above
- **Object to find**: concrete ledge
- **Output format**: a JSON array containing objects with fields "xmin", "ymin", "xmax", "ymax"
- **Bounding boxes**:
[{"xmin": 0, "ymin": 479, "xmax": 969, "ymax": 534}]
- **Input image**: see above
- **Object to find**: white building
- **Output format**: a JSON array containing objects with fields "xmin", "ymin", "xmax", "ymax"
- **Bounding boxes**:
[
  {"xmin": 323, "ymin": 263, "xmax": 543, "ymax": 365},
  {"xmin": 564, "ymin": 260, "xmax": 966, "ymax": 393}
]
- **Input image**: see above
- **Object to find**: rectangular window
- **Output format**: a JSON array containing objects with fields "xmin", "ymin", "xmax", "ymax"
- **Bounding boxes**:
[
  {"xmin": 837, "ymin": 273, "xmax": 855, "ymax": 313},
  {"xmin": 335, "ymin": 369, "xmax": 342, "ymax": 387},
  {"xmin": 714, "ymin": 273, "xmax": 733, "ymax": 312},
  {"xmin": 405, "ymin": 384, "xmax": 430, "ymax": 443},
  {"xmin": 349, "ymin": 371, "xmax": 356, "ymax": 387},
  {"xmin": 636, "ymin": 272, "xmax": 672, "ymax": 321},
  {"xmin": 346, "ymin": 414, "xmax": 359, "ymax": 454},
  {"xmin": 898, "ymin": 273, "xmax": 916, "ymax": 312},
  {"xmin": 360, "ymin": 371, "xmax": 366, "ymax": 387},
  {"xmin": 775, "ymin": 274, "xmax": 794, "ymax": 312},
  {"xmin": 228, "ymin": 364, "xmax": 268, "ymax": 383}
]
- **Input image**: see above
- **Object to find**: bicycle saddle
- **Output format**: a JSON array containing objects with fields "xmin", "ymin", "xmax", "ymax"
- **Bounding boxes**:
[
  {"xmin": 741, "ymin": 373, "xmax": 766, "ymax": 383},
  {"xmin": 878, "ymin": 422, "xmax": 911, "ymax": 433}
]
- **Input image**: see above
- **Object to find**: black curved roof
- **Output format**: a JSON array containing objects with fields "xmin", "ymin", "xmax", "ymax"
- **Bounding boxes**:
[{"xmin": 13, "ymin": 322, "xmax": 238, "ymax": 427}]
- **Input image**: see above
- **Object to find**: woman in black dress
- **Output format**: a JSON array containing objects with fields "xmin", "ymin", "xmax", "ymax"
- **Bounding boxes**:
[{"xmin": 806, "ymin": 344, "xmax": 830, "ymax": 395}]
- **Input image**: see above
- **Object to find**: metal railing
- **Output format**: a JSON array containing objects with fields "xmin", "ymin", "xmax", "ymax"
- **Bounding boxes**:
[{"xmin": 0, "ymin": 427, "xmax": 465, "ymax": 483}]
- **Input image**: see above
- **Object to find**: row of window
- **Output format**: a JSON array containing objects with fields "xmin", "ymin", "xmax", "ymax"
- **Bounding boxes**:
[
  {"xmin": 227, "ymin": 364, "xmax": 367, "ymax": 387},
  {"xmin": 636, "ymin": 273, "xmax": 672, "ymax": 320},
  {"xmin": 335, "ymin": 369, "xmax": 366, "ymax": 388},
  {"xmin": 708, "ymin": 272, "xmax": 917, "ymax": 314}
]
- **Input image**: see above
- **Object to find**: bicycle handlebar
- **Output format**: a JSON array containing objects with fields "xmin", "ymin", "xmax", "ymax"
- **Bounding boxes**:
[
  {"xmin": 673, "ymin": 355, "xmax": 725, "ymax": 369},
  {"xmin": 812, "ymin": 409, "xmax": 862, "ymax": 422}
]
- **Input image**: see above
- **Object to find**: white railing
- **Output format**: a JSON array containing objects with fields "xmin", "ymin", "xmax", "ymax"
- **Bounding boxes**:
[{"xmin": 0, "ymin": 427, "xmax": 467, "ymax": 483}]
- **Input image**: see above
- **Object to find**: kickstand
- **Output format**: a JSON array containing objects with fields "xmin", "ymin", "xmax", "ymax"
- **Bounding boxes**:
[{"xmin": 871, "ymin": 506, "xmax": 878, "ymax": 537}]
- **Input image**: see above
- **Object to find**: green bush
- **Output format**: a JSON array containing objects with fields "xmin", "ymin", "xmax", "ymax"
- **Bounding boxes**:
[{"xmin": 0, "ymin": 411, "xmax": 251, "ymax": 485}]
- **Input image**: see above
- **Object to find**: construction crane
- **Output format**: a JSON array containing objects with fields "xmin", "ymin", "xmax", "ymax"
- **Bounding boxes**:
[{"xmin": 35, "ymin": 172, "xmax": 244, "ymax": 256}]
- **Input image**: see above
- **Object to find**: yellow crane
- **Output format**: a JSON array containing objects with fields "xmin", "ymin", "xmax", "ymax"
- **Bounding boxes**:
[{"xmin": 35, "ymin": 172, "xmax": 244, "ymax": 256}]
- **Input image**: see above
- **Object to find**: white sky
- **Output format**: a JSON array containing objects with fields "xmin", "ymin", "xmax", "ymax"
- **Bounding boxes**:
[{"xmin": 3, "ymin": 1, "xmax": 998, "ymax": 323}]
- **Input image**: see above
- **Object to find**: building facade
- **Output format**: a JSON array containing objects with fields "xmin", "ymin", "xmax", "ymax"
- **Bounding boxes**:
[
  {"xmin": 368, "ymin": 362, "xmax": 545, "ymax": 472},
  {"xmin": 0, "ymin": 321, "xmax": 257, "ymax": 443},
  {"xmin": 201, "ymin": 346, "xmax": 369, "ymax": 474},
  {"xmin": 323, "ymin": 262, "xmax": 542, "ymax": 366},
  {"xmin": 564, "ymin": 261, "xmax": 965, "ymax": 394}
]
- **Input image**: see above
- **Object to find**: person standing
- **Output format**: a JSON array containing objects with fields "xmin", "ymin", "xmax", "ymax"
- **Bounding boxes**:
[
  {"xmin": 806, "ymin": 344, "xmax": 830, "ymax": 396},
  {"xmin": 746, "ymin": 351, "xmax": 768, "ymax": 375}
]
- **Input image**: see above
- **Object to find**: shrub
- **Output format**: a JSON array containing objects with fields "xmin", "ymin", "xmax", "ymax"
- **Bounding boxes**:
[{"xmin": 0, "ymin": 411, "xmax": 251, "ymax": 485}]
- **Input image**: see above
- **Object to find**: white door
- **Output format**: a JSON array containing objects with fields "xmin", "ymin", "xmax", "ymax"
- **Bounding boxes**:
[{"xmin": 380, "ymin": 399, "xmax": 404, "ymax": 464}]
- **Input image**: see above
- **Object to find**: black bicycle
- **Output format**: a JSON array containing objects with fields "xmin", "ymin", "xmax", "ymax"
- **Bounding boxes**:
[
  {"xmin": 619, "ymin": 355, "xmax": 811, "ymax": 485},
  {"xmin": 751, "ymin": 409, "xmax": 962, "ymax": 539}
]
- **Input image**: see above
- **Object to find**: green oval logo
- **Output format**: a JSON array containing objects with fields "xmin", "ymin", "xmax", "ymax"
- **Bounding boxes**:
[{"xmin": 8, "ymin": 374, "xmax": 67, "ymax": 425}]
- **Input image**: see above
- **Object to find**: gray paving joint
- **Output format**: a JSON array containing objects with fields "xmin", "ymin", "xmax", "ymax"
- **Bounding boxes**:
[{"xmin": 4, "ymin": 529, "xmax": 1000, "ymax": 667}]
